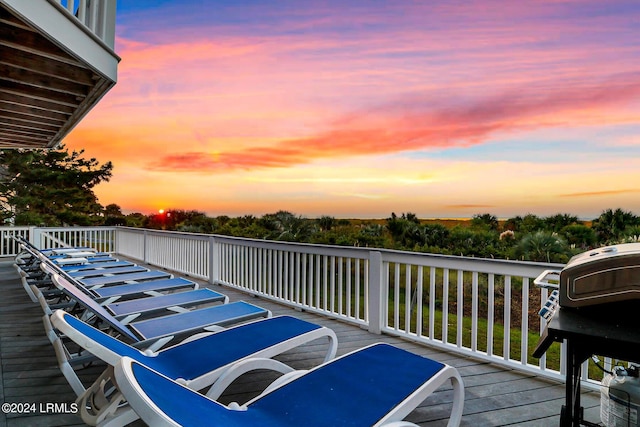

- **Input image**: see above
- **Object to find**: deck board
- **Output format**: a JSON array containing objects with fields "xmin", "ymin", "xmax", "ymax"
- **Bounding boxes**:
[{"xmin": 0, "ymin": 259, "xmax": 602, "ymax": 426}]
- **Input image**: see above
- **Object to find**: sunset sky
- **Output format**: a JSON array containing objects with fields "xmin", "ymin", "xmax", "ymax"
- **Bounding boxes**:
[{"xmin": 64, "ymin": 0, "xmax": 640, "ymax": 219}]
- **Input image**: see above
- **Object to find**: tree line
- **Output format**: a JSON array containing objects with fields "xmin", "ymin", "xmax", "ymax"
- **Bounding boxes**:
[
  {"xmin": 111, "ymin": 208, "xmax": 638, "ymax": 263},
  {"xmin": 1, "ymin": 145, "xmax": 639, "ymax": 263}
]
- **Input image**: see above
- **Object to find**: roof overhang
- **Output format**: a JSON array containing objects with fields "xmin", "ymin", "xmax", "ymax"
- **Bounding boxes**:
[{"xmin": 0, "ymin": 0, "xmax": 119, "ymax": 149}]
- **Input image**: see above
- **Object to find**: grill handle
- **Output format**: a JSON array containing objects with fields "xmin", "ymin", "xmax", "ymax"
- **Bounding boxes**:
[{"xmin": 534, "ymin": 269, "xmax": 561, "ymax": 290}]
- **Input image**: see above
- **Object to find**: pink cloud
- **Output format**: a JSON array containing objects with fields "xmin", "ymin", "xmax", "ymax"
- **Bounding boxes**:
[
  {"xmin": 147, "ymin": 72, "xmax": 640, "ymax": 173},
  {"xmin": 77, "ymin": 0, "xmax": 640, "ymax": 180}
]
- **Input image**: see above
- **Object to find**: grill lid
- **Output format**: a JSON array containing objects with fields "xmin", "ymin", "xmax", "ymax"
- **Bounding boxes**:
[{"xmin": 535, "ymin": 243, "xmax": 640, "ymax": 308}]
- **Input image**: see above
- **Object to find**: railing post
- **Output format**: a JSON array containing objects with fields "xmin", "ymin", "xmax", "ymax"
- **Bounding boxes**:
[
  {"xmin": 209, "ymin": 236, "xmax": 219, "ymax": 285},
  {"xmin": 143, "ymin": 230, "xmax": 149, "ymax": 264},
  {"xmin": 112, "ymin": 226, "xmax": 118, "ymax": 254},
  {"xmin": 367, "ymin": 250, "xmax": 384, "ymax": 334},
  {"xmin": 30, "ymin": 226, "xmax": 41, "ymax": 248}
]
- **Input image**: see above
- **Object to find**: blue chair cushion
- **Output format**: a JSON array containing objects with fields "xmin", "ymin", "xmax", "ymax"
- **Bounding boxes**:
[{"xmin": 127, "ymin": 343, "xmax": 445, "ymax": 426}]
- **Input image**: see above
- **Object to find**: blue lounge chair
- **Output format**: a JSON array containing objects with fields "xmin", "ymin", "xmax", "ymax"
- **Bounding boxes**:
[
  {"xmin": 90, "ymin": 277, "xmax": 200, "ymax": 301},
  {"xmin": 50, "ymin": 310, "xmax": 338, "ymax": 426},
  {"xmin": 60, "ymin": 260, "xmax": 135, "ymax": 272},
  {"xmin": 80, "ymin": 270, "xmax": 172, "ymax": 287},
  {"xmin": 39, "ymin": 257, "xmax": 198, "ymax": 303},
  {"xmin": 44, "ymin": 247, "xmax": 96, "ymax": 255},
  {"xmin": 107, "ymin": 288, "xmax": 227, "ymax": 318},
  {"xmin": 51, "ymin": 273, "xmax": 269, "ymax": 347},
  {"xmin": 66, "ymin": 265, "xmax": 148, "ymax": 278},
  {"xmin": 49, "ymin": 250, "xmax": 98, "ymax": 258},
  {"xmin": 16, "ymin": 240, "xmax": 179, "ymax": 306},
  {"xmin": 72, "ymin": 255, "xmax": 115, "ymax": 263},
  {"xmin": 113, "ymin": 343, "xmax": 464, "ymax": 427},
  {"xmin": 51, "ymin": 254, "xmax": 115, "ymax": 266},
  {"xmin": 34, "ymin": 281, "xmax": 227, "ymax": 322}
]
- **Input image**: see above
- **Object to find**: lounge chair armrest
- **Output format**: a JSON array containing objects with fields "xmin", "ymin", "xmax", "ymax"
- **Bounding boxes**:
[
  {"xmin": 133, "ymin": 335, "xmax": 175, "ymax": 353},
  {"xmin": 116, "ymin": 313, "xmax": 142, "ymax": 325},
  {"xmin": 447, "ymin": 366, "xmax": 464, "ymax": 427},
  {"xmin": 167, "ymin": 305, "xmax": 190, "ymax": 314},
  {"xmin": 143, "ymin": 290, "xmax": 163, "ymax": 297},
  {"xmin": 98, "ymin": 296, "xmax": 120, "ymax": 306},
  {"xmin": 205, "ymin": 357, "xmax": 295, "ymax": 400}
]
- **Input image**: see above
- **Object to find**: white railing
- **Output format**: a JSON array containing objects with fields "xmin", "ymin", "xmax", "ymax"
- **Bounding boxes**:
[
  {"xmin": 377, "ymin": 251, "xmax": 564, "ymax": 379},
  {"xmin": 0, "ymin": 226, "xmax": 30, "ymax": 256},
  {"xmin": 216, "ymin": 236, "xmax": 371, "ymax": 326},
  {"xmin": 56, "ymin": 0, "xmax": 117, "ymax": 49},
  {"xmin": 3, "ymin": 226, "xmax": 607, "ymax": 387},
  {"xmin": 36, "ymin": 226, "xmax": 115, "ymax": 253},
  {"xmin": 1, "ymin": 226, "xmax": 117, "ymax": 253}
]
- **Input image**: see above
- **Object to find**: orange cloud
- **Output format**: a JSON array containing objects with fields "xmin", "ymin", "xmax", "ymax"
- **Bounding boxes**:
[
  {"xmin": 147, "ymin": 73, "xmax": 640, "ymax": 173},
  {"xmin": 560, "ymin": 189, "xmax": 640, "ymax": 198}
]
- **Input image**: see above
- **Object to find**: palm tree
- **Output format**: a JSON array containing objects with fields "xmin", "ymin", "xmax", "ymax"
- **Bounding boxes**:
[
  {"xmin": 592, "ymin": 208, "xmax": 639, "ymax": 244},
  {"xmin": 471, "ymin": 213, "xmax": 499, "ymax": 231},
  {"xmin": 516, "ymin": 231, "xmax": 569, "ymax": 263},
  {"xmin": 263, "ymin": 210, "xmax": 316, "ymax": 242},
  {"xmin": 543, "ymin": 213, "xmax": 579, "ymax": 232},
  {"xmin": 317, "ymin": 215, "xmax": 336, "ymax": 231}
]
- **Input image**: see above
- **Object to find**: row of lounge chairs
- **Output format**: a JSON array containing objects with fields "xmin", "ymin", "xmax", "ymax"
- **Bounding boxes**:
[{"xmin": 12, "ymin": 237, "xmax": 465, "ymax": 426}]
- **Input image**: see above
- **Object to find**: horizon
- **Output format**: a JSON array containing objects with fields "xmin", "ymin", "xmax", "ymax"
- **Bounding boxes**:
[
  {"xmin": 63, "ymin": 1, "xmax": 640, "ymax": 219},
  {"xmin": 123, "ymin": 208, "xmax": 608, "ymax": 223}
]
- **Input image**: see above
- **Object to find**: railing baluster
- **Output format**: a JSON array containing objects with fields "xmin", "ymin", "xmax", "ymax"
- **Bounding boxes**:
[
  {"xmin": 307, "ymin": 254, "xmax": 312, "ymax": 307},
  {"xmin": 416, "ymin": 266, "xmax": 423, "ymax": 338},
  {"xmin": 405, "ymin": 264, "xmax": 411, "ymax": 334},
  {"xmin": 355, "ymin": 259, "xmax": 360, "ymax": 320},
  {"xmin": 330, "ymin": 256, "xmax": 336, "ymax": 313},
  {"xmin": 456, "ymin": 269, "xmax": 463, "ymax": 348},
  {"xmin": 442, "ymin": 268, "xmax": 449, "ymax": 344},
  {"xmin": 338, "ymin": 256, "xmax": 343, "ymax": 315},
  {"xmin": 383, "ymin": 261, "xmax": 389, "ymax": 329},
  {"xmin": 346, "ymin": 258, "xmax": 351, "ymax": 318},
  {"xmin": 521, "ymin": 277, "xmax": 530, "ymax": 365},
  {"xmin": 277, "ymin": 250, "xmax": 283, "ymax": 299},
  {"xmin": 323, "ymin": 255, "xmax": 328, "ymax": 312},
  {"xmin": 393, "ymin": 262, "xmax": 400, "ymax": 331},
  {"xmin": 487, "ymin": 273, "xmax": 495, "ymax": 357},
  {"xmin": 315, "ymin": 254, "xmax": 321, "ymax": 309},
  {"xmin": 294, "ymin": 252, "xmax": 300, "ymax": 303},
  {"xmin": 504, "ymin": 275, "xmax": 512, "ymax": 361},
  {"xmin": 429, "ymin": 267, "xmax": 436, "ymax": 340},
  {"xmin": 471, "ymin": 271, "xmax": 478, "ymax": 352}
]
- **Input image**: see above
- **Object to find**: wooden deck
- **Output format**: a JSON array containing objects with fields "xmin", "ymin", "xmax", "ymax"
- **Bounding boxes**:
[{"xmin": 0, "ymin": 259, "xmax": 602, "ymax": 426}]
